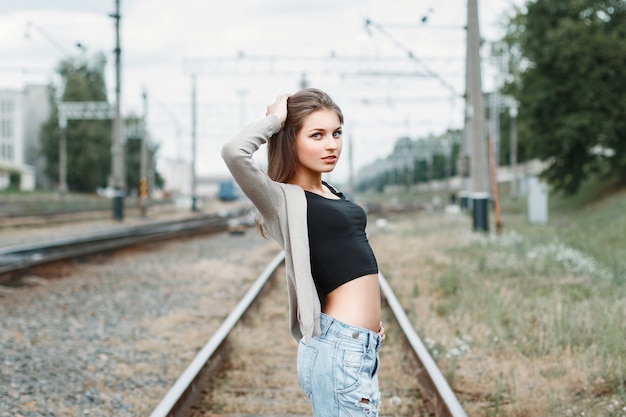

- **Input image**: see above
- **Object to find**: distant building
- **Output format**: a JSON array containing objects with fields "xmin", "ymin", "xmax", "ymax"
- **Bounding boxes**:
[{"xmin": 0, "ymin": 84, "xmax": 52, "ymax": 190}]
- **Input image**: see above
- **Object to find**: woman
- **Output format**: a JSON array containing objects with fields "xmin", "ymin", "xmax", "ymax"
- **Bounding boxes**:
[{"xmin": 221, "ymin": 88, "xmax": 384, "ymax": 416}]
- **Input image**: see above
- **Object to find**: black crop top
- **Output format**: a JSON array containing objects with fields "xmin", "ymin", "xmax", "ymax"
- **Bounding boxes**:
[{"xmin": 305, "ymin": 183, "xmax": 379, "ymax": 296}]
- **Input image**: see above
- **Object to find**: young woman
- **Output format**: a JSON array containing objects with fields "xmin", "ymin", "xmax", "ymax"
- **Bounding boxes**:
[{"xmin": 221, "ymin": 88, "xmax": 385, "ymax": 416}]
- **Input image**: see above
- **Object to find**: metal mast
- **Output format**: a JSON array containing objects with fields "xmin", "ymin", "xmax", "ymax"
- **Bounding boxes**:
[
  {"xmin": 110, "ymin": 0, "xmax": 125, "ymax": 220},
  {"xmin": 466, "ymin": 0, "xmax": 489, "ymax": 231},
  {"xmin": 466, "ymin": 0, "xmax": 488, "ymax": 193}
]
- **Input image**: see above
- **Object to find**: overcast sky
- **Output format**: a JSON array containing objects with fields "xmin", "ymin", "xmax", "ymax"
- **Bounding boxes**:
[{"xmin": 0, "ymin": 0, "xmax": 522, "ymax": 184}]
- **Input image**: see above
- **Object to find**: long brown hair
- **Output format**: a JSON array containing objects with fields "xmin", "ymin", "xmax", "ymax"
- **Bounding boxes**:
[
  {"xmin": 267, "ymin": 88, "xmax": 344, "ymax": 183},
  {"xmin": 256, "ymin": 88, "xmax": 343, "ymax": 237}
]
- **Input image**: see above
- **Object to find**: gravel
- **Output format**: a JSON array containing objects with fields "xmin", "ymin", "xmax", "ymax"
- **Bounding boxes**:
[{"xmin": 0, "ymin": 218, "xmax": 281, "ymax": 417}]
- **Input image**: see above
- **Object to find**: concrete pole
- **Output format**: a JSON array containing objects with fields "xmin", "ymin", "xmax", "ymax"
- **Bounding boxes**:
[
  {"xmin": 509, "ymin": 102, "xmax": 519, "ymax": 199},
  {"xmin": 190, "ymin": 73, "xmax": 198, "ymax": 212},
  {"xmin": 59, "ymin": 119, "xmax": 67, "ymax": 194},
  {"xmin": 467, "ymin": 0, "xmax": 488, "ymax": 193},
  {"xmin": 110, "ymin": 0, "xmax": 125, "ymax": 220},
  {"xmin": 140, "ymin": 89, "xmax": 148, "ymax": 217},
  {"xmin": 141, "ymin": 90, "xmax": 148, "ymax": 182},
  {"xmin": 466, "ymin": 0, "xmax": 489, "ymax": 231}
]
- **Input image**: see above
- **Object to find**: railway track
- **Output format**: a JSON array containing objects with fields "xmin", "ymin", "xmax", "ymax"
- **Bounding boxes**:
[
  {"xmin": 150, "ymin": 252, "xmax": 468, "ymax": 417},
  {"xmin": 0, "ymin": 208, "xmax": 113, "ymax": 228},
  {"xmin": 0, "ymin": 200, "xmax": 198, "ymax": 229},
  {"xmin": 0, "ymin": 208, "xmax": 249, "ymax": 279},
  {"xmin": 1, "ymin": 205, "xmax": 466, "ymax": 415}
]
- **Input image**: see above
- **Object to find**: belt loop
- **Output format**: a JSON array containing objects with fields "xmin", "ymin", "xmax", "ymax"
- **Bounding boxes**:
[
  {"xmin": 369, "ymin": 330, "xmax": 379, "ymax": 351},
  {"xmin": 320, "ymin": 313, "xmax": 333, "ymax": 336}
]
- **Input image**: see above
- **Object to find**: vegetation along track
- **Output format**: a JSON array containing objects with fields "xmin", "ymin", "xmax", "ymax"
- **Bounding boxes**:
[{"xmin": 150, "ymin": 252, "xmax": 467, "ymax": 417}]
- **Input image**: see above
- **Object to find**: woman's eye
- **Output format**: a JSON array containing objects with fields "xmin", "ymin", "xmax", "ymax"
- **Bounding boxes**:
[
  {"xmin": 333, "ymin": 131, "xmax": 342, "ymax": 138},
  {"xmin": 311, "ymin": 133, "xmax": 322, "ymax": 139}
]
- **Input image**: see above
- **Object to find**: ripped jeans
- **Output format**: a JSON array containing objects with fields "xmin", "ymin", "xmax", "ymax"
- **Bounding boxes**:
[{"xmin": 297, "ymin": 313, "xmax": 382, "ymax": 416}]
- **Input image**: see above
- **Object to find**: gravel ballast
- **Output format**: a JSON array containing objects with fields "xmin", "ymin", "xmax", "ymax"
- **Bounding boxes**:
[{"xmin": 1, "ymin": 221, "xmax": 281, "ymax": 417}]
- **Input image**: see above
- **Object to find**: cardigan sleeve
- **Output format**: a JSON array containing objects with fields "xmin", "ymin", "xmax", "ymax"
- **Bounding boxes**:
[
  {"xmin": 221, "ymin": 115, "xmax": 284, "ymax": 223},
  {"xmin": 223, "ymin": 116, "xmax": 322, "ymax": 344}
]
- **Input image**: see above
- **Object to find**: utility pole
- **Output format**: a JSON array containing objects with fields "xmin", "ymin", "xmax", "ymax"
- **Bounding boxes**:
[
  {"xmin": 465, "ymin": 0, "xmax": 489, "ymax": 231},
  {"xmin": 24, "ymin": 22, "xmax": 81, "ymax": 196},
  {"xmin": 190, "ymin": 73, "xmax": 198, "ymax": 212},
  {"xmin": 59, "ymin": 124, "xmax": 67, "ymax": 194},
  {"xmin": 140, "ymin": 88, "xmax": 149, "ymax": 217},
  {"xmin": 109, "ymin": 0, "xmax": 125, "ymax": 220},
  {"xmin": 509, "ymin": 99, "xmax": 519, "ymax": 199},
  {"xmin": 491, "ymin": 43, "xmax": 506, "ymax": 169}
]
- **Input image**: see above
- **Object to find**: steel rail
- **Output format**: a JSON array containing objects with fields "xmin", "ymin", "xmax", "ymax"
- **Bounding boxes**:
[
  {"xmin": 150, "ymin": 254, "xmax": 467, "ymax": 417},
  {"xmin": 0, "ymin": 209, "xmax": 110, "ymax": 224},
  {"xmin": 149, "ymin": 250, "xmax": 286, "ymax": 417},
  {"xmin": 379, "ymin": 272, "xmax": 467, "ymax": 417},
  {"xmin": 0, "ymin": 210, "xmax": 246, "ymax": 276},
  {"xmin": 0, "ymin": 202, "xmax": 179, "ymax": 228}
]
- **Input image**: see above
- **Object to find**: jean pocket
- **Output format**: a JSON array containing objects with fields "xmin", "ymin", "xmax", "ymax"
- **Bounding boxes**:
[{"xmin": 337, "ymin": 349, "xmax": 364, "ymax": 393}]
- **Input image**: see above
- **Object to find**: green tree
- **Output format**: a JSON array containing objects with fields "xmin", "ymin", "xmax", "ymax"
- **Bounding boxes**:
[
  {"xmin": 413, "ymin": 159, "xmax": 429, "ymax": 183},
  {"xmin": 502, "ymin": 0, "xmax": 626, "ymax": 194},
  {"xmin": 432, "ymin": 153, "xmax": 447, "ymax": 180},
  {"xmin": 40, "ymin": 54, "xmax": 163, "ymax": 193},
  {"xmin": 40, "ymin": 53, "xmax": 111, "ymax": 192},
  {"xmin": 450, "ymin": 141, "xmax": 461, "ymax": 177},
  {"xmin": 498, "ymin": 108, "xmax": 531, "ymax": 169}
]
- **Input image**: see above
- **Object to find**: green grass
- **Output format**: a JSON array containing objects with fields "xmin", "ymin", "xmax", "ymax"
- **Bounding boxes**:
[
  {"xmin": 366, "ymin": 175, "xmax": 626, "ymax": 415},
  {"xmin": 500, "ymin": 176, "xmax": 626, "ymax": 285},
  {"xmin": 469, "ymin": 180, "xmax": 625, "ymax": 414}
]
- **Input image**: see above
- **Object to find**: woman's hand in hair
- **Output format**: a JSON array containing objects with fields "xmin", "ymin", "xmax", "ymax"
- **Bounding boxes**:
[{"xmin": 266, "ymin": 93, "xmax": 290, "ymax": 127}]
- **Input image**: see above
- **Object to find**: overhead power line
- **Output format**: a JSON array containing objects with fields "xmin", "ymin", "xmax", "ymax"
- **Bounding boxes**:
[
  {"xmin": 364, "ymin": 18, "xmax": 462, "ymax": 98},
  {"xmin": 24, "ymin": 21, "xmax": 72, "ymax": 55},
  {"xmin": 183, "ymin": 54, "xmax": 441, "ymax": 79}
]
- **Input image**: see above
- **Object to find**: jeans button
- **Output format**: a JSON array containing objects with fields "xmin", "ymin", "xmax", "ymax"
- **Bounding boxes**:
[{"xmin": 352, "ymin": 331, "xmax": 359, "ymax": 339}]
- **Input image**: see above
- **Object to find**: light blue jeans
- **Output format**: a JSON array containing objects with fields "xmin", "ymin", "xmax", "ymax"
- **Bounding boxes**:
[{"xmin": 297, "ymin": 313, "xmax": 382, "ymax": 416}]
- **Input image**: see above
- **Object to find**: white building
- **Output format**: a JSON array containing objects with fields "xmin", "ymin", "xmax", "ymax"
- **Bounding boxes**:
[{"xmin": 0, "ymin": 84, "xmax": 52, "ymax": 191}]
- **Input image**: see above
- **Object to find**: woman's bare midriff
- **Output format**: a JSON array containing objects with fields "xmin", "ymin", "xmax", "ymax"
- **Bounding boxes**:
[{"xmin": 322, "ymin": 273, "xmax": 381, "ymax": 332}]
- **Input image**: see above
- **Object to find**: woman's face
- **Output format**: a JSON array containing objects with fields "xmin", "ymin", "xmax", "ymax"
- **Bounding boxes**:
[{"xmin": 294, "ymin": 109, "xmax": 343, "ymax": 175}]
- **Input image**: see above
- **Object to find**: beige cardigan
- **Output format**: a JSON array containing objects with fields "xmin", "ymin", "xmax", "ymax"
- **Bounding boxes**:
[{"xmin": 221, "ymin": 115, "xmax": 321, "ymax": 344}]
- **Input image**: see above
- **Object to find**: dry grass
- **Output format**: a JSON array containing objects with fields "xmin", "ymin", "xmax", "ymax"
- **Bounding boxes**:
[
  {"xmin": 196, "ymin": 265, "xmax": 312, "ymax": 415},
  {"xmin": 369, "ymin": 209, "xmax": 626, "ymax": 417},
  {"xmin": 197, "ymin": 267, "xmax": 427, "ymax": 416}
]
